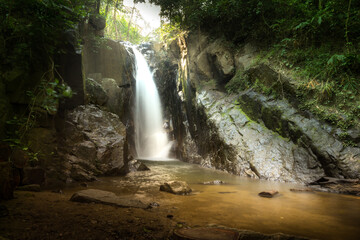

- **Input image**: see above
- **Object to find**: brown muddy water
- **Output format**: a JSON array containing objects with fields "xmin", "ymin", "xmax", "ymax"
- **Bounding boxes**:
[{"xmin": 76, "ymin": 160, "xmax": 360, "ymax": 240}]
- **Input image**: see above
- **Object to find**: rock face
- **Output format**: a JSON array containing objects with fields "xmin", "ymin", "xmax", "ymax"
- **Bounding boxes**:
[
  {"xmin": 151, "ymin": 31, "xmax": 360, "ymax": 185},
  {"xmin": 57, "ymin": 104, "xmax": 127, "ymax": 182},
  {"xmin": 194, "ymin": 89, "xmax": 326, "ymax": 183}
]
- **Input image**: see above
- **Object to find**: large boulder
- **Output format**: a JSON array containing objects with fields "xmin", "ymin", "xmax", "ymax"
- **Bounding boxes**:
[
  {"xmin": 82, "ymin": 39, "xmax": 135, "ymax": 120},
  {"xmin": 58, "ymin": 104, "xmax": 127, "ymax": 182}
]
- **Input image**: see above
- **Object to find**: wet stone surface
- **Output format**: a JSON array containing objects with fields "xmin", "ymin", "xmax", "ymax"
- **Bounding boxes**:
[{"xmin": 160, "ymin": 181, "xmax": 192, "ymax": 195}]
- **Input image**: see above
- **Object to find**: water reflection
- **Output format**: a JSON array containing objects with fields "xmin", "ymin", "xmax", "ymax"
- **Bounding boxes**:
[{"xmin": 84, "ymin": 160, "xmax": 360, "ymax": 240}]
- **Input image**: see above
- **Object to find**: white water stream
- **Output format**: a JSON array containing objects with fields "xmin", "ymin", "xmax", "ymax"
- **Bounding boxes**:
[{"xmin": 133, "ymin": 47, "xmax": 172, "ymax": 159}]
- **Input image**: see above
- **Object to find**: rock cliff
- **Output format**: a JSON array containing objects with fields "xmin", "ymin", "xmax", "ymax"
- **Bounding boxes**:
[{"xmin": 150, "ymin": 32, "xmax": 360, "ymax": 183}]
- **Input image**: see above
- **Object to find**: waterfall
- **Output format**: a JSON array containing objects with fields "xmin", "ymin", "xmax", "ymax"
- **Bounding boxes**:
[{"xmin": 133, "ymin": 47, "xmax": 172, "ymax": 160}]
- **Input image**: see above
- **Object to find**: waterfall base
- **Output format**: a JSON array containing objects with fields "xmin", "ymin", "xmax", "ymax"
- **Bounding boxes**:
[{"xmin": 136, "ymin": 157, "xmax": 179, "ymax": 162}]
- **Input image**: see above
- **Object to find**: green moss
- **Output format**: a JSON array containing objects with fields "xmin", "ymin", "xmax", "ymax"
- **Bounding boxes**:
[{"xmin": 225, "ymin": 70, "xmax": 250, "ymax": 93}]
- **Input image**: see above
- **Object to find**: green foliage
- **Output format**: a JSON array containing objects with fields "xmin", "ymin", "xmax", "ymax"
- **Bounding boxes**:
[
  {"xmin": 0, "ymin": 0, "xmax": 85, "ymax": 162},
  {"xmin": 4, "ymin": 76, "xmax": 72, "ymax": 163},
  {"xmin": 105, "ymin": 14, "xmax": 148, "ymax": 44},
  {"xmin": 139, "ymin": 0, "xmax": 359, "ymax": 46},
  {"xmin": 102, "ymin": 1, "xmax": 151, "ymax": 44},
  {"xmin": 27, "ymin": 78, "xmax": 73, "ymax": 115},
  {"xmin": 0, "ymin": 0, "xmax": 90, "ymax": 81},
  {"xmin": 154, "ymin": 22, "xmax": 181, "ymax": 46}
]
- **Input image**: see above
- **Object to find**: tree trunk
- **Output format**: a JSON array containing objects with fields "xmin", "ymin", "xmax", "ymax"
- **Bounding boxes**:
[
  {"xmin": 96, "ymin": 0, "xmax": 101, "ymax": 14},
  {"xmin": 105, "ymin": 0, "xmax": 110, "ymax": 18},
  {"xmin": 127, "ymin": 4, "xmax": 136, "ymax": 41},
  {"xmin": 113, "ymin": 0, "xmax": 119, "ymax": 40}
]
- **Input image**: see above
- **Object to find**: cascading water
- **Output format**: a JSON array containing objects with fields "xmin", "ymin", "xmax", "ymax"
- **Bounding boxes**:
[{"xmin": 133, "ymin": 47, "xmax": 172, "ymax": 160}]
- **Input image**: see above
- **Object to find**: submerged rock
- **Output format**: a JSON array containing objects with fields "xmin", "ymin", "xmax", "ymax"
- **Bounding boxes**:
[
  {"xmin": 289, "ymin": 188, "xmax": 314, "ymax": 193},
  {"xmin": 70, "ymin": 189, "xmax": 148, "ymax": 209},
  {"xmin": 160, "ymin": 181, "xmax": 192, "ymax": 195},
  {"xmin": 203, "ymin": 180, "xmax": 225, "ymax": 185},
  {"xmin": 258, "ymin": 191, "xmax": 279, "ymax": 198}
]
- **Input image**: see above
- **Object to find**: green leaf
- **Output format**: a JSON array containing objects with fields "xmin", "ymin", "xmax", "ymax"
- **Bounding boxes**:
[
  {"xmin": 327, "ymin": 54, "xmax": 345, "ymax": 65},
  {"xmin": 318, "ymin": 16, "xmax": 322, "ymax": 25}
]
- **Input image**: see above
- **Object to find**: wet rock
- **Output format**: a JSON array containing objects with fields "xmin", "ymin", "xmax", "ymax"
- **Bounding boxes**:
[
  {"xmin": 124, "ymin": 159, "xmax": 150, "ymax": 174},
  {"xmin": 203, "ymin": 180, "xmax": 225, "ymax": 185},
  {"xmin": 160, "ymin": 181, "xmax": 192, "ymax": 195},
  {"xmin": 258, "ymin": 191, "xmax": 279, "ymax": 198},
  {"xmin": 70, "ymin": 189, "xmax": 148, "ymax": 209},
  {"xmin": 309, "ymin": 177, "xmax": 359, "ymax": 185},
  {"xmin": 308, "ymin": 177, "xmax": 360, "ymax": 196},
  {"xmin": 16, "ymin": 184, "xmax": 41, "ymax": 192}
]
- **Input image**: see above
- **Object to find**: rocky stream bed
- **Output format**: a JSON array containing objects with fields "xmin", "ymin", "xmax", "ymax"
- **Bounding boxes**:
[{"xmin": 2, "ymin": 160, "xmax": 359, "ymax": 240}]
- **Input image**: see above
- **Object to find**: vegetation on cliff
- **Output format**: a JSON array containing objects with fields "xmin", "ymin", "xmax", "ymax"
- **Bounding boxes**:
[{"xmin": 0, "ymin": 0, "xmax": 91, "ymax": 157}]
